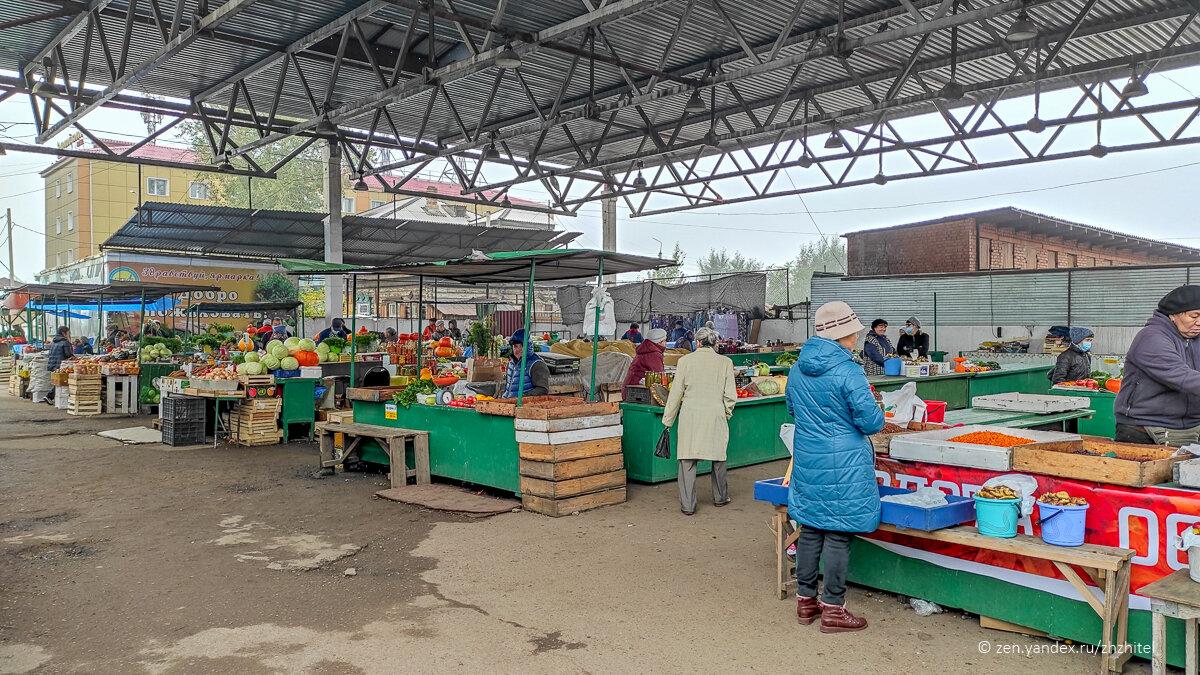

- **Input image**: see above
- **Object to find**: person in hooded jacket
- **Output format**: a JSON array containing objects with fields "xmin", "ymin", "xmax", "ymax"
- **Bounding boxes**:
[
  {"xmin": 1114, "ymin": 285, "xmax": 1200, "ymax": 446},
  {"xmin": 316, "ymin": 318, "xmax": 350, "ymax": 344},
  {"xmin": 502, "ymin": 329, "xmax": 550, "ymax": 398},
  {"xmin": 1050, "ymin": 327, "xmax": 1094, "ymax": 384},
  {"xmin": 785, "ymin": 301, "xmax": 884, "ymax": 634},
  {"xmin": 623, "ymin": 328, "xmax": 667, "ymax": 394},
  {"xmin": 895, "ymin": 316, "xmax": 929, "ymax": 358},
  {"xmin": 45, "ymin": 326, "xmax": 75, "ymax": 403}
]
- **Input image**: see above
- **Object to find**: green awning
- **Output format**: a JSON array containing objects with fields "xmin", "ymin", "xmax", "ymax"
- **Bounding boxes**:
[{"xmin": 277, "ymin": 258, "xmax": 360, "ymax": 272}]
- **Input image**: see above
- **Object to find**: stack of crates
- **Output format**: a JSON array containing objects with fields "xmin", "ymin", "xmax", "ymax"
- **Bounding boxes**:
[{"xmin": 161, "ymin": 396, "xmax": 206, "ymax": 446}]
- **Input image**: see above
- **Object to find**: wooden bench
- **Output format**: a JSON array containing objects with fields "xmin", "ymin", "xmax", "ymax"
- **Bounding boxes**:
[
  {"xmin": 1139, "ymin": 569, "xmax": 1200, "ymax": 675},
  {"xmin": 318, "ymin": 422, "xmax": 430, "ymax": 489},
  {"xmin": 769, "ymin": 506, "xmax": 1135, "ymax": 674}
]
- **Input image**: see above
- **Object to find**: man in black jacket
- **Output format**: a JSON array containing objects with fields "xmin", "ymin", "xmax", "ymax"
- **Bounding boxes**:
[{"xmin": 45, "ymin": 326, "xmax": 74, "ymax": 403}]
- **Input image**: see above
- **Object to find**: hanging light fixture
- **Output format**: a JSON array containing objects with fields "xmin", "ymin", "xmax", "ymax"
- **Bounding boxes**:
[
  {"xmin": 873, "ymin": 132, "xmax": 887, "ymax": 185},
  {"xmin": 797, "ymin": 96, "xmax": 813, "ymax": 167},
  {"xmin": 941, "ymin": 0, "xmax": 965, "ymax": 101},
  {"xmin": 548, "ymin": 172, "xmax": 560, "ymax": 190},
  {"xmin": 31, "ymin": 79, "xmax": 58, "ymax": 98},
  {"xmin": 824, "ymin": 126, "xmax": 845, "ymax": 150},
  {"xmin": 1090, "ymin": 85, "xmax": 1107, "ymax": 158},
  {"xmin": 352, "ymin": 176, "xmax": 369, "ymax": 191},
  {"xmin": 1005, "ymin": 10, "xmax": 1038, "ymax": 42},
  {"xmin": 217, "ymin": 158, "xmax": 235, "ymax": 173},
  {"xmin": 633, "ymin": 160, "xmax": 647, "ymax": 188},
  {"xmin": 1122, "ymin": 65, "xmax": 1149, "ymax": 98},
  {"xmin": 483, "ymin": 143, "xmax": 501, "ymax": 160},
  {"xmin": 500, "ymin": 195, "xmax": 512, "ymax": 208},
  {"xmin": 496, "ymin": 44, "xmax": 522, "ymax": 69},
  {"xmin": 685, "ymin": 88, "xmax": 706, "ymax": 115},
  {"xmin": 1026, "ymin": 44, "xmax": 1045, "ymax": 133}
]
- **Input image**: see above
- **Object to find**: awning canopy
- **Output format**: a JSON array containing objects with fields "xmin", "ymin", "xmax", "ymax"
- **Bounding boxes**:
[
  {"xmin": 102, "ymin": 203, "xmax": 582, "ymax": 267},
  {"xmin": 3, "ymin": 281, "xmax": 216, "ymax": 304},
  {"xmin": 184, "ymin": 301, "xmax": 303, "ymax": 315},
  {"xmin": 287, "ymin": 250, "xmax": 677, "ymax": 285},
  {"xmin": 30, "ymin": 297, "xmax": 179, "ymax": 313}
]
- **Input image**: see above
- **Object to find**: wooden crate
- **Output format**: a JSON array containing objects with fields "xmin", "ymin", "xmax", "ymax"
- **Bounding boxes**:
[
  {"xmin": 519, "ymin": 453, "xmax": 625, "ymax": 481},
  {"xmin": 1012, "ymin": 435, "xmax": 1183, "ymax": 487},
  {"xmin": 226, "ymin": 399, "xmax": 283, "ymax": 447},
  {"xmin": 476, "ymin": 395, "xmax": 619, "ymax": 418},
  {"xmin": 521, "ymin": 487, "xmax": 626, "ymax": 517},
  {"xmin": 238, "ymin": 373, "xmax": 275, "ymax": 387},
  {"xmin": 520, "ymin": 470, "xmax": 626, "ymax": 499},
  {"xmin": 518, "ymin": 437, "xmax": 621, "ymax": 463}
]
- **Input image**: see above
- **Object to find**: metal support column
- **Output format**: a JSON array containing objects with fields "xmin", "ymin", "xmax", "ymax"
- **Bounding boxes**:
[
  {"xmin": 349, "ymin": 275, "xmax": 357, "ymax": 387},
  {"xmin": 517, "ymin": 262, "xmax": 536, "ymax": 405},
  {"xmin": 601, "ymin": 186, "xmax": 617, "ymax": 283},
  {"xmin": 416, "ymin": 276, "xmax": 424, "ymax": 373},
  {"xmin": 322, "ymin": 140, "xmax": 344, "ymax": 326}
]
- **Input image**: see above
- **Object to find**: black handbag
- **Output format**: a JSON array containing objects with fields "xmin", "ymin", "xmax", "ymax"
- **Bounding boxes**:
[{"xmin": 654, "ymin": 427, "xmax": 672, "ymax": 459}]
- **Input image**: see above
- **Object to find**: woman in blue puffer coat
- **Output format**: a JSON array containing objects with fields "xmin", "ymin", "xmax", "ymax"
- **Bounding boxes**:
[{"xmin": 785, "ymin": 301, "xmax": 884, "ymax": 634}]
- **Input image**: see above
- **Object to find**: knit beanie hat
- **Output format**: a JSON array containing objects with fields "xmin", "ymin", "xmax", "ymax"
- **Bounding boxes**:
[
  {"xmin": 1068, "ymin": 327, "xmax": 1094, "ymax": 345},
  {"xmin": 906, "ymin": 316, "xmax": 922, "ymax": 329},
  {"xmin": 646, "ymin": 328, "xmax": 668, "ymax": 343},
  {"xmin": 815, "ymin": 301, "xmax": 865, "ymax": 340},
  {"xmin": 1159, "ymin": 285, "xmax": 1200, "ymax": 314}
]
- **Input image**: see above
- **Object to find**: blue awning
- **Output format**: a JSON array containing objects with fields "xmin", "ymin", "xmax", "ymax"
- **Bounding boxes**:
[{"xmin": 30, "ymin": 297, "xmax": 178, "ymax": 312}]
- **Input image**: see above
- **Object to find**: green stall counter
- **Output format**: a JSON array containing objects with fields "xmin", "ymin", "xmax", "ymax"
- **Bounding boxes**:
[
  {"xmin": 351, "ymin": 400, "xmax": 520, "ymax": 493},
  {"xmin": 869, "ymin": 372, "xmax": 972, "ymax": 410},
  {"xmin": 621, "ymin": 396, "xmax": 791, "ymax": 483},
  {"xmin": 966, "ymin": 364, "xmax": 1051, "ymax": 401},
  {"xmin": 277, "ymin": 377, "xmax": 318, "ymax": 442},
  {"xmin": 1049, "ymin": 386, "xmax": 1117, "ymax": 437}
]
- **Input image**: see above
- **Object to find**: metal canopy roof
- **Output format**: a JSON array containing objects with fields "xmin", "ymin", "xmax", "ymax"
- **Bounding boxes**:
[
  {"xmin": 2, "ymin": 280, "xmax": 217, "ymax": 302},
  {"xmin": 184, "ymin": 300, "xmax": 303, "ymax": 314},
  {"xmin": 4, "ymin": 0, "xmax": 1200, "ymax": 215},
  {"xmin": 100, "ymin": 202, "xmax": 581, "ymax": 266},
  {"xmin": 289, "ymin": 249, "xmax": 677, "ymax": 284},
  {"xmin": 845, "ymin": 206, "xmax": 1200, "ymax": 260}
]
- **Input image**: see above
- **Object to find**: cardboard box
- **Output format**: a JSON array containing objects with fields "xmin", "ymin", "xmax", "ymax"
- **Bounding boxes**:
[{"xmin": 468, "ymin": 357, "xmax": 505, "ymax": 382}]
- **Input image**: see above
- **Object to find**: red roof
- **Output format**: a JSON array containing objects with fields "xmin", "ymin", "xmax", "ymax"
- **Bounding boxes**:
[{"xmin": 377, "ymin": 176, "xmax": 546, "ymax": 209}]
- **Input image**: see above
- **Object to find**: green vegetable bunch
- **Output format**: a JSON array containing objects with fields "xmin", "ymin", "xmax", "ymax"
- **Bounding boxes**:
[
  {"xmin": 352, "ymin": 333, "xmax": 377, "ymax": 350},
  {"xmin": 774, "ymin": 351, "xmax": 798, "ymax": 367},
  {"xmin": 322, "ymin": 336, "xmax": 346, "ymax": 351},
  {"xmin": 142, "ymin": 336, "xmax": 183, "ymax": 354},
  {"xmin": 467, "ymin": 318, "xmax": 497, "ymax": 358},
  {"xmin": 393, "ymin": 378, "xmax": 437, "ymax": 408}
]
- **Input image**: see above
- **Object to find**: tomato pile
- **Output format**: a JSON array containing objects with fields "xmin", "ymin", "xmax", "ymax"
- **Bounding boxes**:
[
  {"xmin": 735, "ymin": 388, "xmax": 755, "ymax": 399},
  {"xmin": 1059, "ymin": 378, "xmax": 1100, "ymax": 389},
  {"xmin": 446, "ymin": 396, "xmax": 477, "ymax": 409}
]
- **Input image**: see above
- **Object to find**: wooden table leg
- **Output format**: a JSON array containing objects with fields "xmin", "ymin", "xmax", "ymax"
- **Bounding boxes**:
[
  {"xmin": 1187, "ymin": 618, "xmax": 1197, "ymax": 675},
  {"xmin": 1153, "ymin": 611, "xmax": 1167, "ymax": 675},
  {"xmin": 414, "ymin": 433, "xmax": 431, "ymax": 485},
  {"xmin": 773, "ymin": 508, "xmax": 787, "ymax": 600},
  {"xmin": 319, "ymin": 431, "xmax": 334, "ymax": 470},
  {"xmin": 387, "ymin": 437, "xmax": 402, "ymax": 489}
]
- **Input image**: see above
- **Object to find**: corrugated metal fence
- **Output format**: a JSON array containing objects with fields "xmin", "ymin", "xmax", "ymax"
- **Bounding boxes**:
[{"xmin": 812, "ymin": 265, "xmax": 1199, "ymax": 327}]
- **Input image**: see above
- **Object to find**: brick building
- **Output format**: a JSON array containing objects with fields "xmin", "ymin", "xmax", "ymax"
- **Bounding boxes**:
[{"xmin": 843, "ymin": 208, "xmax": 1200, "ymax": 276}]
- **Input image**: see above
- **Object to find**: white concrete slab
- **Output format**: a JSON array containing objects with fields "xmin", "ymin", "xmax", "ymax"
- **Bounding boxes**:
[{"xmin": 97, "ymin": 426, "xmax": 163, "ymax": 444}]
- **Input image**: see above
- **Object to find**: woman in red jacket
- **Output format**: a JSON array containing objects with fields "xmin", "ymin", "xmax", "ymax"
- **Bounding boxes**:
[{"xmin": 624, "ymin": 328, "xmax": 668, "ymax": 394}]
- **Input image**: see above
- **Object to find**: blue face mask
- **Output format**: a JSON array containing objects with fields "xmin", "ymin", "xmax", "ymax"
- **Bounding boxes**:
[
  {"xmin": 1079, "ymin": 342, "xmax": 1092, "ymax": 352},
  {"xmin": 904, "ymin": 326, "xmax": 915, "ymax": 335}
]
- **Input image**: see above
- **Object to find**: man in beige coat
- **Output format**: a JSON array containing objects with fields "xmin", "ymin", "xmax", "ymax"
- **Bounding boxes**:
[{"xmin": 662, "ymin": 327, "xmax": 738, "ymax": 515}]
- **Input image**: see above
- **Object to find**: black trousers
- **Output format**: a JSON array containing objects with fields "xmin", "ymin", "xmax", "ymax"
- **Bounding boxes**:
[
  {"xmin": 794, "ymin": 527, "xmax": 853, "ymax": 606},
  {"xmin": 1114, "ymin": 423, "xmax": 1155, "ymax": 445}
]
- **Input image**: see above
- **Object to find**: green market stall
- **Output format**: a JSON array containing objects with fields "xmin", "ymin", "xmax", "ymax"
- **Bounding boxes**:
[
  {"xmin": 868, "ymin": 364, "xmax": 1051, "ymax": 410},
  {"xmin": 1050, "ymin": 385, "xmax": 1118, "ymax": 437},
  {"xmin": 290, "ymin": 249, "xmax": 677, "ymax": 493}
]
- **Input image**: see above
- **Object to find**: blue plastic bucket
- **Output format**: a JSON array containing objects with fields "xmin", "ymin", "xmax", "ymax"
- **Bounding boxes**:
[
  {"xmin": 883, "ymin": 358, "xmax": 903, "ymax": 376},
  {"xmin": 974, "ymin": 497, "xmax": 1020, "ymax": 538},
  {"xmin": 1037, "ymin": 502, "xmax": 1089, "ymax": 547}
]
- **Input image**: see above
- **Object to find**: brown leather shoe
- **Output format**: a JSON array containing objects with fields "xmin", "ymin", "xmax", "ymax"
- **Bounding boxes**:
[
  {"xmin": 796, "ymin": 596, "xmax": 822, "ymax": 625},
  {"xmin": 819, "ymin": 602, "xmax": 867, "ymax": 633}
]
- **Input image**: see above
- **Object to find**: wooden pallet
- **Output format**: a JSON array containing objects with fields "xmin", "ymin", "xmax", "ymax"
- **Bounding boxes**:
[
  {"xmin": 521, "ymin": 487, "xmax": 627, "ymax": 517},
  {"xmin": 238, "ymin": 374, "xmax": 276, "ymax": 387},
  {"xmin": 67, "ymin": 401, "xmax": 102, "ymax": 416}
]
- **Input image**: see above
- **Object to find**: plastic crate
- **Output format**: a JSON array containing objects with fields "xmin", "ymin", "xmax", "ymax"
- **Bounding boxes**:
[
  {"xmin": 162, "ymin": 396, "xmax": 205, "ymax": 421},
  {"xmin": 625, "ymin": 385, "xmax": 653, "ymax": 405},
  {"xmin": 879, "ymin": 485, "xmax": 976, "ymax": 531},
  {"xmin": 271, "ymin": 369, "xmax": 301, "ymax": 379},
  {"xmin": 161, "ymin": 418, "xmax": 206, "ymax": 446}
]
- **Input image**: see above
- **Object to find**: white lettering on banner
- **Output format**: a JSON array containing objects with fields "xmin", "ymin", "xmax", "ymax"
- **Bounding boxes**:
[
  {"xmin": 1119, "ymin": 507, "xmax": 1160, "ymax": 566},
  {"xmin": 141, "ymin": 266, "xmax": 260, "ymax": 284},
  {"xmin": 1166, "ymin": 514, "xmax": 1200, "ymax": 570},
  {"xmin": 931, "ymin": 480, "xmax": 960, "ymax": 496},
  {"xmin": 875, "ymin": 470, "xmax": 890, "ymax": 485},
  {"xmin": 895, "ymin": 473, "xmax": 928, "ymax": 490}
]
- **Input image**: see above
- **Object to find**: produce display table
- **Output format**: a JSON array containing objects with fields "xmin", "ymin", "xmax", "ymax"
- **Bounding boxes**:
[
  {"xmin": 942, "ymin": 406, "xmax": 1095, "ymax": 432},
  {"xmin": 1051, "ymin": 386, "xmax": 1118, "ymax": 437},
  {"xmin": 319, "ymin": 422, "xmax": 430, "ymax": 489},
  {"xmin": 860, "ymin": 455, "xmax": 1200, "ymax": 669},
  {"xmin": 351, "ymin": 400, "xmax": 521, "ymax": 493},
  {"xmin": 620, "ymin": 396, "xmax": 790, "ymax": 483},
  {"xmin": 869, "ymin": 364, "xmax": 1051, "ymax": 410},
  {"xmin": 1139, "ymin": 570, "xmax": 1200, "ymax": 675}
]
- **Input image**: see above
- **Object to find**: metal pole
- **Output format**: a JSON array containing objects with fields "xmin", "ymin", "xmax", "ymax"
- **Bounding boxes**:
[
  {"xmin": 138, "ymin": 290, "xmax": 146, "ymax": 353},
  {"xmin": 350, "ymin": 275, "xmax": 357, "ymax": 387},
  {"xmin": 96, "ymin": 294, "xmax": 103, "ymax": 347},
  {"xmin": 517, "ymin": 261, "xmax": 536, "ymax": 405},
  {"xmin": 416, "ymin": 275, "xmax": 424, "ymax": 373},
  {"xmin": 589, "ymin": 258, "xmax": 604, "ymax": 401},
  {"xmin": 933, "ymin": 292, "xmax": 939, "ymax": 353}
]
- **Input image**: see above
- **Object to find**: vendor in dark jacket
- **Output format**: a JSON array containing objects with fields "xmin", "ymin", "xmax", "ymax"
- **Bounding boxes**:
[
  {"xmin": 624, "ymin": 328, "xmax": 667, "ymax": 393},
  {"xmin": 861, "ymin": 319, "xmax": 894, "ymax": 377},
  {"xmin": 895, "ymin": 316, "xmax": 929, "ymax": 358},
  {"xmin": 1114, "ymin": 285, "xmax": 1200, "ymax": 446},
  {"xmin": 45, "ymin": 326, "xmax": 74, "ymax": 403},
  {"xmin": 1050, "ymin": 327, "xmax": 1093, "ymax": 384},
  {"xmin": 502, "ymin": 329, "xmax": 550, "ymax": 398}
]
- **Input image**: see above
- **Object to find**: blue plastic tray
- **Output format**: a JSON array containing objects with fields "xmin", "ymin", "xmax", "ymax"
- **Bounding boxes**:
[{"xmin": 753, "ymin": 478, "xmax": 977, "ymax": 532}]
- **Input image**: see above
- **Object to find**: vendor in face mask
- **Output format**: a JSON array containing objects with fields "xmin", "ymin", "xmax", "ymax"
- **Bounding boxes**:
[
  {"xmin": 895, "ymin": 316, "xmax": 930, "ymax": 359},
  {"xmin": 502, "ymin": 329, "xmax": 551, "ymax": 398},
  {"xmin": 1050, "ymin": 327, "xmax": 1094, "ymax": 385}
]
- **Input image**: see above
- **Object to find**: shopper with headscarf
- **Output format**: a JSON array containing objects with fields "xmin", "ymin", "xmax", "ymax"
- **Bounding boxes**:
[
  {"xmin": 661, "ymin": 327, "xmax": 737, "ymax": 515},
  {"xmin": 895, "ymin": 316, "xmax": 929, "ymax": 358},
  {"xmin": 861, "ymin": 319, "xmax": 893, "ymax": 377},
  {"xmin": 624, "ymin": 327, "xmax": 667, "ymax": 393},
  {"xmin": 1114, "ymin": 285, "xmax": 1200, "ymax": 446},
  {"xmin": 503, "ymin": 328, "xmax": 550, "ymax": 398},
  {"xmin": 786, "ymin": 301, "xmax": 884, "ymax": 633},
  {"xmin": 1050, "ymin": 327, "xmax": 1094, "ymax": 385}
]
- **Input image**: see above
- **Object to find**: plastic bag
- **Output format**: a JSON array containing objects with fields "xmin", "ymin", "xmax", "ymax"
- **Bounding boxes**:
[
  {"xmin": 879, "ymin": 381, "xmax": 927, "ymax": 424},
  {"xmin": 654, "ymin": 427, "xmax": 671, "ymax": 459},
  {"xmin": 582, "ymin": 284, "xmax": 616, "ymax": 337},
  {"xmin": 779, "ymin": 423, "xmax": 795, "ymax": 454},
  {"xmin": 981, "ymin": 474, "xmax": 1039, "ymax": 517},
  {"xmin": 909, "ymin": 598, "xmax": 943, "ymax": 616}
]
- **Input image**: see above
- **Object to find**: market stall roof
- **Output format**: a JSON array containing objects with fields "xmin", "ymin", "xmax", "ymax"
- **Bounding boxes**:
[
  {"xmin": 101, "ymin": 203, "xmax": 582, "ymax": 267},
  {"xmin": 183, "ymin": 301, "xmax": 303, "ymax": 315},
  {"xmin": 282, "ymin": 249, "xmax": 677, "ymax": 285},
  {"xmin": 3, "ymin": 281, "xmax": 217, "ymax": 304}
]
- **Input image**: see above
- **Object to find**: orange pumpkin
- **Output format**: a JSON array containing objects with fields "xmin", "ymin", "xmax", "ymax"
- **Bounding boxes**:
[
  {"xmin": 294, "ymin": 350, "xmax": 320, "ymax": 367},
  {"xmin": 438, "ymin": 337, "xmax": 453, "ymax": 348},
  {"xmin": 1105, "ymin": 378, "xmax": 1121, "ymax": 393},
  {"xmin": 434, "ymin": 346, "xmax": 455, "ymax": 358}
]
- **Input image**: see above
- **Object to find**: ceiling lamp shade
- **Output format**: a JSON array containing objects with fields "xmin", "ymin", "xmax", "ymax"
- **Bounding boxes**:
[
  {"xmin": 872, "ymin": 172, "xmax": 888, "ymax": 185},
  {"xmin": 824, "ymin": 131, "xmax": 845, "ymax": 150},
  {"xmin": 1089, "ymin": 144, "xmax": 1108, "ymax": 158},
  {"xmin": 633, "ymin": 172, "xmax": 647, "ymax": 189},
  {"xmin": 496, "ymin": 45, "xmax": 522, "ymax": 69},
  {"xmin": 684, "ymin": 89, "xmax": 706, "ymax": 114},
  {"xmin": 1005, "ymin": 11, "xmax": 1038, "ymax": 42},
  {"xmin": 939, "ymin": 80, "xmax": 965, "ymax": 101},
  {"xmin": 1026, "ymin": 116, "xmax": 1046, "ymax": 133},
  {"xmin": 797, "ymin": 153, "xmax": 813, "ymax": 168},
  {"xmin": 352, "ymin": 177, "xmax": 369, "ymax": 191},
  {"xmin": 1122, "ymin": 77, "xmax": 1149, "ymax": 99},
  {"xmin": 483, "ymin": 144, "xmax": 501, "ymax": 160}
]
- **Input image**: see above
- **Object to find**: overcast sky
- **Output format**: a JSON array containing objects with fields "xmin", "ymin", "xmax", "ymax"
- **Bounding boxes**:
[{"xmin": 3, "ymin": 65, "xmax": 1199, "ymax": 288}]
